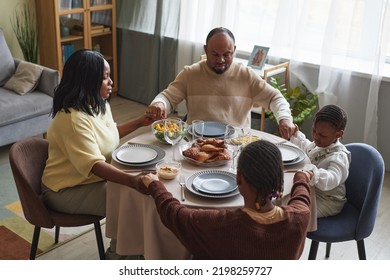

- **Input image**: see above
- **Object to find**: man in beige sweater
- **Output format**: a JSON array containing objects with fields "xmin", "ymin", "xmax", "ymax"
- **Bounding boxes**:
[{"xmin": 147, "ymin": 27, "xmax": 296, "ymax": 139}]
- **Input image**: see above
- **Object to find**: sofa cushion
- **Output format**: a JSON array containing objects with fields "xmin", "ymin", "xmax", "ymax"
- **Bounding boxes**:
[
  {"xmin": 3, "ymin": 61, "xmax": 43, "ymax": 95},
  {"xmin": 0, "ymin": 28, "xmax": 16, "ymax": 86},
  {"xmin": 0, "ymin": 88, "xmax": 52, "ymax": 127}
]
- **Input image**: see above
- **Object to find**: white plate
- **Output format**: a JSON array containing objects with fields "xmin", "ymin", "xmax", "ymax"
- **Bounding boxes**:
[
  {"xmin": 278, "ymin": 145, "xmax": 299, "ymax": 162},
  {"xmin": 112, "ymin": 144, "xmax": 165, "ymax": 167},
  {"xmin": 188, "ymin": 121, "xmax": 227, "ymax": 138},
  {"xmin": 116, "ymin": 146, "xmax": 157, "ymax": 164},
  {"xmin": 192, "ymin": 172, "xmax": 238, "ymax": 194},
  {"xmin": 179, "ymin": 143, "xmax": 231, "ymax": 167},
  {"xmin": 186, "ymin": 170, "xmax": 240, "ymax": 198},
  {"xmin": 276, "ymin": 143, "xmax": 306, "ymax": 166}
]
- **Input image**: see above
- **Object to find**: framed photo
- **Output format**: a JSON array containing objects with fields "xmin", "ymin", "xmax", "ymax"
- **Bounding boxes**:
[{"xmin": 248, "ymin": 45, "xmax": 269, "ymax": 70}]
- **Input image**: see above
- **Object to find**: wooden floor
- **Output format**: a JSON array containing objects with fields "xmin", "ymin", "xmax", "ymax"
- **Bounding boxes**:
[{"xmin": 2, "ymin": 96, "xmax": 390, "ymax": 260}]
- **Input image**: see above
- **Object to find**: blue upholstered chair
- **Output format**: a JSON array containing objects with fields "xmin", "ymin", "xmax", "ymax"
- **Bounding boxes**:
[{"xmin": 306, "ymin": 143, "xmax": 384, "ymax": 260}]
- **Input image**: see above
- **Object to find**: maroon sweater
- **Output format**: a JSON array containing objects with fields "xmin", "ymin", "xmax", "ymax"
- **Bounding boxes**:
[{"xmin": 149, "ymin": 173, "xmax": 311, "ymax": 260}]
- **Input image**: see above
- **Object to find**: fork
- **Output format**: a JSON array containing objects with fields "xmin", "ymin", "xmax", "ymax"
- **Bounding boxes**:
[{"xmin": 179, "ymin": 174, "xmax": 186, "ymax": 201}]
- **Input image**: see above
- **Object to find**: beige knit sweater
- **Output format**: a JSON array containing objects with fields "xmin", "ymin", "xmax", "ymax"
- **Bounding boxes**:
[{"xmin": 152, "ymin": 60, "xmax": 292, "ymax": 127}]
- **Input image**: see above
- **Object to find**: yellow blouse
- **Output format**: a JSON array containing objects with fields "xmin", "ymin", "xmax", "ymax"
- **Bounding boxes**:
[{"xmin": 42, "ymin": 103, "xmax": 119, "ymax": 192}]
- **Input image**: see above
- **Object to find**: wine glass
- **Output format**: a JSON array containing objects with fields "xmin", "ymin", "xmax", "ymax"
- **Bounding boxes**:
[
  {"xmin": 191, "ymin": 120, "xmax": 204, "ymax": 142},
  {"xmin": 164, "ymin": 118, "xmax": 184, "ymax": 161},
  {"xmin": 241, "ymin": 126, "xmax": 253, "ymax": 147},
  {"xmin": 224, "ymin": 124, "xmax": 245, "ymax": 173}
]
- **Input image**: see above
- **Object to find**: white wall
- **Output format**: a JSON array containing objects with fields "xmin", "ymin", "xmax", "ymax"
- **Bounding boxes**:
[
  {"xmin": 0, "ymin": 0, "xmax": 33, "ymax": 59},
  {"xmin": 377, "ymin": 80, "xmax": 390, "ymax": 171}
]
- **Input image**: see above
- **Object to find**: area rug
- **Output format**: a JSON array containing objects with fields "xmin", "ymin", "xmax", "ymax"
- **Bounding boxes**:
[
  {"xmin": 0, "ymin": 225, "xmax": 42, "ymax": 260},
  {"xmin": 0, "ymin": 162, "xmax": 96, "ymax": 260}
]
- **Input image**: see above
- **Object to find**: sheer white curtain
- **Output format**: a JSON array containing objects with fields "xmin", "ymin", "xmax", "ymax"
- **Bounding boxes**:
[
  {"xmin": 176, "ymin": 0, "xmax": 240, "ymax": 71},
  {"xmin": 176, "ymin": 0, "xmax": 390, "ymax": 147},
  {"xmin": 285, "ymin": 0, "xmax": 390, "ymax": 148}
]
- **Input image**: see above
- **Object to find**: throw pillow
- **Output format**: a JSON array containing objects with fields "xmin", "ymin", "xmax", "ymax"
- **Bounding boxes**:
[
  {"xmin": 3, "ymin": 61, "xmax": 43, "ymax": 95},
  {"xmin": 0, "ymin": 28, "xmax": 16, "ymax": 86}
]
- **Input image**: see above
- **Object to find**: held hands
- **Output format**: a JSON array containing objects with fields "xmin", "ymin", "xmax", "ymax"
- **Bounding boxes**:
[
  {"xmin": 132, "ymin": 172, "xmax": 157, "ymax": 195},
  {"xmin": 139, "ymin": 113, "xmax": 155, "ymax": 127},
  {"xmin": 141, "ymin": 173, "xmax": 159, "ymax": 189},
  {"xmin": 278, "ymin": 119, "xmax": 298, "ymax": 139},
  {"xmin": 146, "ymin": 102, "xmax": 166, "ymax": 121},
  {"xmin": 293, "ymin": 170, "xmax": 313, "ymax": 183}
]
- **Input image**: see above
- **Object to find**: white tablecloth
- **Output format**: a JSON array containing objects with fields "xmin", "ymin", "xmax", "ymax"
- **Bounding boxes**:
[{"xmin": 105, "ymin": 130, "xmax": 316, "ymax": 259}]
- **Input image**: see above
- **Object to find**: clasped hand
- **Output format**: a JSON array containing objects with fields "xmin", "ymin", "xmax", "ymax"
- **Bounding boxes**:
[
  {"xmin": 146, "ymin": 102, "xmax": 166, "ymax": 121},
  {"xmin": 278, "ymin": 119, "xmax": 298, "ymax": 139}
]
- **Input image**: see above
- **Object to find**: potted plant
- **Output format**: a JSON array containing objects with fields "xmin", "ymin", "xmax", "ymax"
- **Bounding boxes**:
[
  {"xmin": 267, "ymin": 76, "xmax": 318, "ymax": 129},
  {"xmin": 10, "ymin": 3, "xmax": 39, "ymax": 63}
]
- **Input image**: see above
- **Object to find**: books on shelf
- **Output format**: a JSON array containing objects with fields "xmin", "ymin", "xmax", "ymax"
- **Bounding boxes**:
[
  {"xmin": 70, "ymin": 23, "xmax": 110, "ymax": 36},
  {"xmin": 90, "ymin": 0, "xmax": 110, "ymax": 5},
  {"xmin": 74, "ymin": 23, "xmax": 105, "ymax": 31},
  {"xmin": 71, "ymin": 27, "xmax": 110, "ymax": 36},
  {"xmin": 62, "ymin": 44, "xmax": 74, "ymax": 64},
  {"xmin": 61, "ymin": 0, "xmax": 109, "ymax": 7}
]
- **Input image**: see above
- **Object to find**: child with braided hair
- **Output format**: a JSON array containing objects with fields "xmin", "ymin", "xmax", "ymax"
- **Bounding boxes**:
[
  {"xmin": 290, "ymin": 104, "xmax": 351, "ymax": 217},
  {"xmin": 140, "ymin": 140, "xmax": 311, "ymax": 260}
]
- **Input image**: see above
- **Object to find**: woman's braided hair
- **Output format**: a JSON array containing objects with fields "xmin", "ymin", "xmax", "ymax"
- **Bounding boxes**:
[
  {"xmin": 237, "ymin": 140, "xmax": 284, "ymax": 204},
  {"xmin": 314, "ymin": 104, "xmax": 347, "ymax": 131}
]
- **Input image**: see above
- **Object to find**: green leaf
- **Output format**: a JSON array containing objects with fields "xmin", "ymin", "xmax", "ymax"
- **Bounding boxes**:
[
  {"xmin": 10, "ymin": 3, "xmax": 39, "ymax": 63},
  {"xmin": 266, "ymin": 76, "xmax": 318, "ymax": 127}
]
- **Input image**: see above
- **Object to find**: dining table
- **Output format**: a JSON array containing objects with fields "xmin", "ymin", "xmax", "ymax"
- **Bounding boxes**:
[{"xmin": 105, "ymin": 127, "xmax": 317, "ymax": 259}]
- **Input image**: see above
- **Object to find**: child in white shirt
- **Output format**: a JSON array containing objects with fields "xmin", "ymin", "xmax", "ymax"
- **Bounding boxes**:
[{"xmin": 290, "ymin": 104, "xmax": 351, "ymax": 217}]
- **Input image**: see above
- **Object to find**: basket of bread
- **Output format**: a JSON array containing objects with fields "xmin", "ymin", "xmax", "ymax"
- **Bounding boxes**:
[{"xmin": 180, "ymin": 138, "xmax": 232, "ymax": 166}]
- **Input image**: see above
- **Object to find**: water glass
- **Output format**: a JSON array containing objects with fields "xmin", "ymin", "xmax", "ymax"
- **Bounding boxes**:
[
  {"xmin": 224, "ymin": 124, "xmax": 245, "ymax": 173},
  {"xmin": 192, "ymin": 120, "xmax": 204, "ymax": 142},
  {"xmin": 164, "ymin": 118, "xmax": 183, "ymax": 161},
  {"xmin": 242, "ymin": 126, "xmax": 252, "ymax": 146}
]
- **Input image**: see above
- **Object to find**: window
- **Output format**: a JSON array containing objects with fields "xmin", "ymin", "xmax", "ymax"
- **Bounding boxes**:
[{"xmin": 233, "ymin": 0, "xmax": 390, "ymax": 75}]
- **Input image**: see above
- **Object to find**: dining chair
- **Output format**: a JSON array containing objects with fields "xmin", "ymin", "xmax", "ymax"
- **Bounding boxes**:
[
  {"xmin": 257, "ymin": 62, "xmax": 289, "ymax": 131},
  {"xmin": 9, "ymin": 137, "xmax": 106, "ymax": 260},
  {"xmin": 306, "ymin": 143, "xmax": 384, "ymax": 260}
]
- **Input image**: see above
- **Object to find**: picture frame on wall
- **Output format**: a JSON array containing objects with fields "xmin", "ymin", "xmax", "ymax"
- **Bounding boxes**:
[{"xmin": 247, "ymin": 45, "xmax": 269, "ymax": 70}]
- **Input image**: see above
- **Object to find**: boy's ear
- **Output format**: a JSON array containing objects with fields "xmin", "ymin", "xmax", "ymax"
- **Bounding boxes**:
[{"xmin": 336, "ymin": 130, "xmax": 344, "ymax": 139}]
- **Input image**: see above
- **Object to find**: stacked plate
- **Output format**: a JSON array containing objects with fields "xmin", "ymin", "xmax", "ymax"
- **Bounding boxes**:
[
  {"xmin": 188, "ymin": 121, "xmax": 227, "ymax": 138},
  {"xmin": 185, "ymin": 170, "xmax": 240, "ymax": 198},
  {"xmin": 112, "ymin": 144, "xmax": 165, "ymax": 166},
  {"xmin": 276, "ymin": 143, "xmax": 305, "ymax": 166}
]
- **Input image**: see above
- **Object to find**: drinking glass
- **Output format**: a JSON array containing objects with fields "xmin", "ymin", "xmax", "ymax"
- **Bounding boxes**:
[
  {"xmin": 242, "ymin": 126, "xmax": 253, "ymax": 146},
  {"xmin": 191, "ymin": 120, "xmax": 204, "ymax": 142},
  {"xmin": 224, "ymin": 124, "xmax": 245, "ymax": 173},
  {"xmin": 164, "ymin": 118, "xmax": 184, "ymax": 161}
]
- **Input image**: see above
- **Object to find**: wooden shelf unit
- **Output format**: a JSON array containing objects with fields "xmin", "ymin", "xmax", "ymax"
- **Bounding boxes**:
[{"xmin": 35, "ymin": 0, "xmax": 118, "ymax": 95}]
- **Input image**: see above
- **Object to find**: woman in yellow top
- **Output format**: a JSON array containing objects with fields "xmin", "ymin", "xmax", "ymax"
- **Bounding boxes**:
[{"xmin": 42, "ymin": 49, "xmax": 152, "ymax": 218}]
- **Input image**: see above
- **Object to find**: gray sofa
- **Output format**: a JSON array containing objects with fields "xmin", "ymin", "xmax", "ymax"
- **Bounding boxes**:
[{"xmin": 0, "ymin": 28, "xmax": 59, "ymax": 147}]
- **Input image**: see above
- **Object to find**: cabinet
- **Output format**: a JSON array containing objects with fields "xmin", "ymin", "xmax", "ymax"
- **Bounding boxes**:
[{"xmin": 35, "ymin": 0, "xmax": 118, "ymax": 95}]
